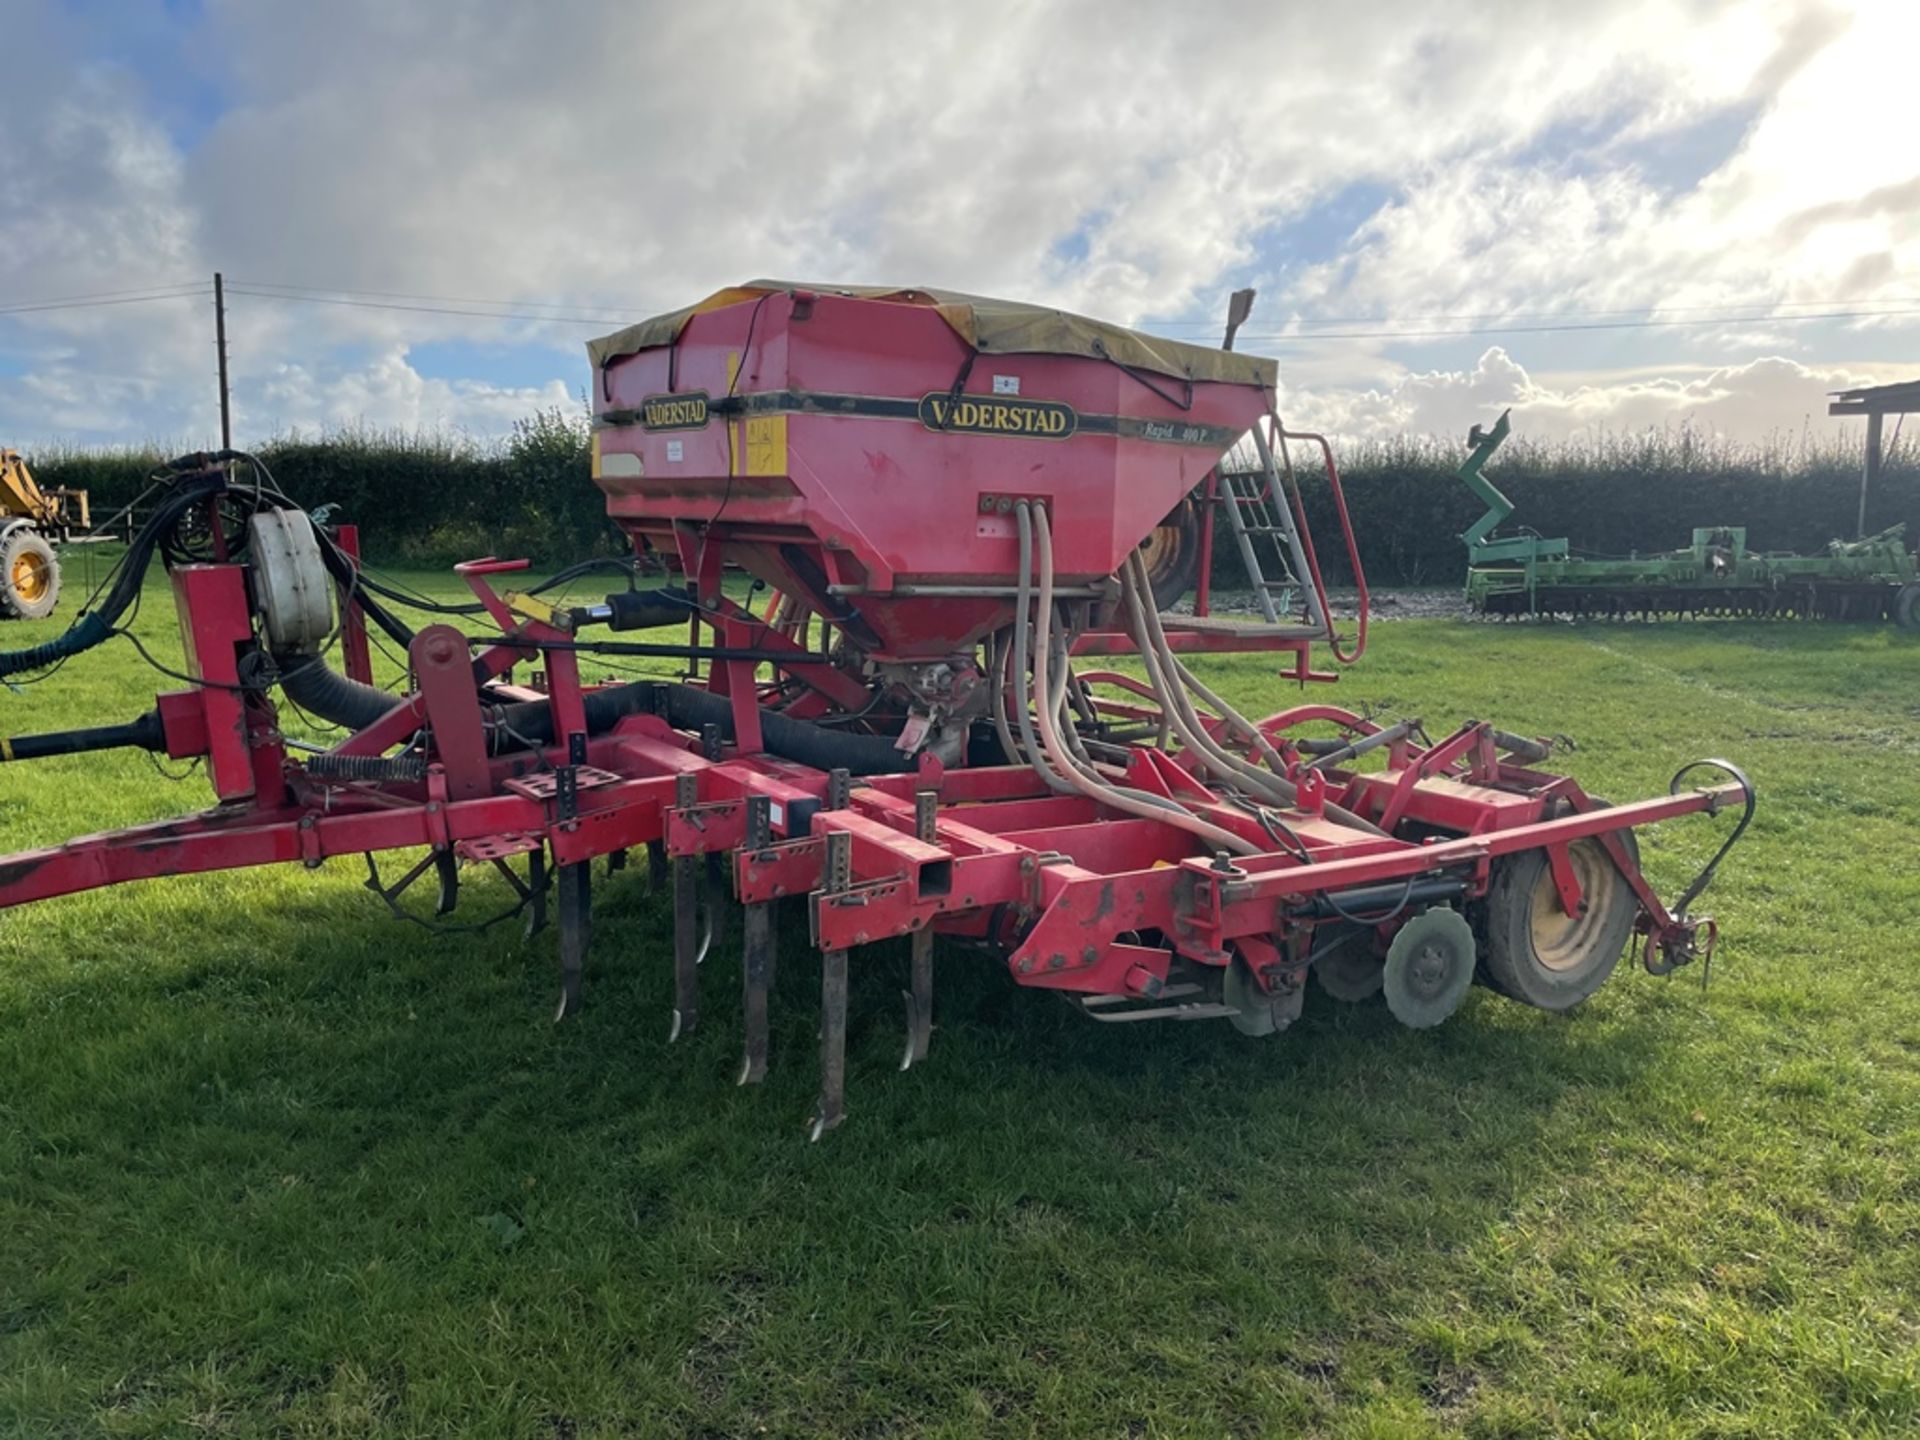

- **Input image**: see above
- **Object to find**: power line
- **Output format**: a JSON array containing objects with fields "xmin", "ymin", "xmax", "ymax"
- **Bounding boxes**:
[
  {"xmin": 0, "ymin": 286, "xmax": 211, "ymax": 317},
  {"xmin": 223, "ymin": 286, "xmax": 635, "ymax": 327},
  {"xmin": 230, "ymin": 277, "xmax": 645, "ymax": 316},
  {"xmin": 1148, "ymin": 292, "xmax": 1920, "ymax": 329},
  {"xmin": 209, "ymin": 282, "xmax": 1920, "ymax": 341},
  {"xmin": 15, "ymin": 275, "xmax": 1916, "ymax": 347},
  {"xmin": 1295, "ymin": 296, "xmax": 1920, "ymax": 326},
  {"xmin": 1220, "ymin": 305, "xmax": 1920, "ymax": 343},
  {"xmin": 2, "ymin": 279, "xmax": 205, "ymax": 305}
]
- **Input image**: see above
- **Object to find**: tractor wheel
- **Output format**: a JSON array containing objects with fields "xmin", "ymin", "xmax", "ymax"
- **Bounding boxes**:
[
  {"xmin": 1895, "ymin": 583, "xmax": 1920, "ymax": 631},
  {"xmin": 0, "ymin": 528, "xmax": 60, "ymax": 621},
  {"xmin": 1138, "ymin": 492, "xmax": 1203, "ymax": 612},
  {"xmin": 1482, "ymin": 830, "xmax": 1639, "ymax": 1012}
]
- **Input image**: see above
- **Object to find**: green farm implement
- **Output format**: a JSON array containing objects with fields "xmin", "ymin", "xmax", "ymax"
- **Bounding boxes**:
[{"xmin": 1458, "ymin": 411, "xmax": 1920, "ymax": 624}]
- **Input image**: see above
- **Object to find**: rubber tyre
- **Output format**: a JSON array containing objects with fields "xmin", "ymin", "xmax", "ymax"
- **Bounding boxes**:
[
  {"xmin": 0, "ymin": 528, "xmax": 59, "ymax": 621},
  {"xmin": 1895, "ymin": 583, "xmax": 1920, "ymax": 631},
  {"xmin": 1483, "ymin": 830, "xmax": 1640, "ymax": 1012},
  {"xmin": 1139, "ymin": 493, "xmax": 1203, "ymax": 612}
]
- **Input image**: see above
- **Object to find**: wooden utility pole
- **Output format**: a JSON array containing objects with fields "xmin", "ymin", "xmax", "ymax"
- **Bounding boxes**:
[{"xmin": 214, "ymin": 271, "xmax": 232, "ymax": 450}]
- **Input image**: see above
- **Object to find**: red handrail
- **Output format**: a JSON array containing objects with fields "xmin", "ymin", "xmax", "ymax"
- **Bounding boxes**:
[{"xmin": 1270, "ymin": 416, "xmax": 1368, "ymax": 665}]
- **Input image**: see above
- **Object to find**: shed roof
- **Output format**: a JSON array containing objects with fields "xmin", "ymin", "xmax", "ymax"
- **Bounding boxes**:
[{"xmin": 1829, "ymin": 378, "xmax": 1920, "ymax": 412}]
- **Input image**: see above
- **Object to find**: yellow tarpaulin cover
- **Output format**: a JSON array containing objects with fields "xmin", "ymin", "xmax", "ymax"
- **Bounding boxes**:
[{"xmin": 586, "ymin": 281, "xmax": 1277, "ymax": 391}]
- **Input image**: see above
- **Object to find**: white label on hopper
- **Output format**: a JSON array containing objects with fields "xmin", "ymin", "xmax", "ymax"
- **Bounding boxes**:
[
  {"xmin": 666, "ymin": 440, "xmax": 684, "ymax": 462},
  {"xmin": 992, "ymin": 374, "xmax": 1021, "ymax": 395}
]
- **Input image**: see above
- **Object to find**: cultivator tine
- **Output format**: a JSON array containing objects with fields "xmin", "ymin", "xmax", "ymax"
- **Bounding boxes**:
[
  {"xmin": 646, "ymin": 838, "xmax": 668, "ymax": 892},
  {"xmin": 434, "ymin": 848, "xmax": 460, "ymax": 916},
  {"xmin": 738, "ymin": 795, "xmax": 774, "ymax": 1086},
  {"xmin": 553, "ymin": 860, "xmax": 591, "ymax": 1022},
  {"xmin": 810, "ymin": 829, "xmax": 853, "ymax": 1141},
  {"xmin": 670, "ymin": 772, "xmax": 700, "ymax": 1042},
  {"xmin": 523, "ymin": 847, "xmax": 548, "ymax": 940},
  {"xmin": 813, "ymin": 948, "xmax": 849, "ymax": 1139},
  {"xmin": 901, "ymin": 932, "xmax": 932, "ymax": 1071},
  {"xmin": 704, "ymin": 854, "xmax": 729, "ymax": 963},
  {"xmin": 606, "ymin": 847, "xmax": 628, "ymax": 878},
  {"xmin": 900, "ymin": 789, "xmax": 937, "ymax": 1071}
]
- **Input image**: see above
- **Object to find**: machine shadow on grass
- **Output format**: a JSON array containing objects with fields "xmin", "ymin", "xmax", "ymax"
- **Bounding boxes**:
[
  {"xmin": 4, "ymin": 860, "xmax": 1681, "ymax": 1431},
  {"xmin": 12, "ymin": 853, "xmax": 1661, "ymax": 1215}
]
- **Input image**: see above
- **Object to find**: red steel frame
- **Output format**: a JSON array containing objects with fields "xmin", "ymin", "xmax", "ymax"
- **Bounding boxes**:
[
  {"xmin": 0, "ymin": 556, "xmax": 1739, "ymax": 975},
  {"xmin": 0, "ymin": 523, "xmax": 1745, "ymax": 1137},
  {"xmin": 0, "ymin": 286, "xmax": 1750, "ymax": 1134}
]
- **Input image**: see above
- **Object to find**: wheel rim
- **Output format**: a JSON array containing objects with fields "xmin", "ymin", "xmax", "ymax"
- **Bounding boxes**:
[
  {"xmin": 1137, "ymin": 519, "xmax": 1184, "ymax": 587},
  {"xmin": 1529, "ymin": 840, "xmax": 1619, "ymax": 972},
  {"xmin": 1402, "ymin": 944, "xmax": 1452, "ymax": 1000},
  {"xmin": 10, "ymin": 550, "xmax": 49, "ymax": 604}
]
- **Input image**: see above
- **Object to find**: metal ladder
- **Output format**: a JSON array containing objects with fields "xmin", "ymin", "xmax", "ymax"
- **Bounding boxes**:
[{"xmin": 1214, "ymin": 420, "xmax": 1322, "ymax": 628}]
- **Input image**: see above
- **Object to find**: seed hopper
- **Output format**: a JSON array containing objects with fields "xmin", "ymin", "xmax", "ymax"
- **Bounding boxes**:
[{"xmin": 0, "ymin": 283, "xmax": 1752, "ymax": 1136}]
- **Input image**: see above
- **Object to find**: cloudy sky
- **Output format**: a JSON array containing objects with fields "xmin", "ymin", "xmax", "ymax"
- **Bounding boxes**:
[{"xmin": 2, "ymin": 0, "xmax": 1915, "ymax": 450}]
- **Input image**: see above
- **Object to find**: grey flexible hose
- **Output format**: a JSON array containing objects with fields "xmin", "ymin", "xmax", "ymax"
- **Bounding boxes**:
[
  {"xmin": 986, "ymin": 629, "xmax": 1026, "ymax": 766},
  {"xmin": 1118, "ymin": 552, "xmax": 1295, "ymax": 806},
  {"xmin": 1022, "ymin": 509, "xmax": 1210, "ymax": 820},
  {"xmin": 1121, "ymin": 550, "xmax": 1389, "ymax": 839},
  {"xmin": 1029, "ymin": 504, "xmax": 1259, "ymax": 855},
  {"xmin": 1013, "ymin": 503, "xmax": 1076, "ymax": 795}
]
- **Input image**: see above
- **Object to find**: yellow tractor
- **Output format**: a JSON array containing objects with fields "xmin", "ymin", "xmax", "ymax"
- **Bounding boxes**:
[{"xmin": 1, "ymin": 449, "xmax": 89, "ymax": 620}]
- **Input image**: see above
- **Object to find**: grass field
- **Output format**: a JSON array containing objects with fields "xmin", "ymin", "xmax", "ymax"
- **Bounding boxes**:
[{"xmin": 2, "ymin": 565, "xmax": 1918, "ymax": 1438}]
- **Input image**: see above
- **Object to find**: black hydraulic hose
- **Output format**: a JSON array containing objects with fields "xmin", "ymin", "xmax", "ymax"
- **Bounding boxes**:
[
  {"xmin": 276, "ymin": 655, "xmax": 910, "ymax": 775},
  {"xmin": 276, "ymin": 655, "xmax": 404, "ymax": 731},
  {"xmin": 636, "ymin": 684, "xmax": 910, "ymax": 775},
  {"xmin": 311, "ymin": 542, "xmax": 415, "ymax": 649},
  {"xmin": 596, "ymin": 587, "xmax": 697, "ymax": 631},
  {"xmin": 0, "ymin": 448, "xmax": 413, "ymax": 678},
  {"xmin": 1294, "ymin": 875, "xmax": 1463, "ymax": 921},
  {"xmin": 0, "ymin": 469, "xmax": 226, "ymax": 678},
  {"xmin": 351, "ymin": 561, "xmax": 673, "ymax": 623},
  {"xmin": 0, "ymin": 612, "xmax": 117, "ymax": 681}
]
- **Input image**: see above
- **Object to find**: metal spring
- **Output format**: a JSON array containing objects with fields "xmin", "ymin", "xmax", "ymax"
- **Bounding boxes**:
[{"xmin": 305, "ymin": 752, "xmax": 429, "ymax": 784}]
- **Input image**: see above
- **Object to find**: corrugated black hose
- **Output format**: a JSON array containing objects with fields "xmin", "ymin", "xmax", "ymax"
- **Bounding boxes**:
[{"xmin": 276, "ymin": 661, "xmax": 909, "ymax": 775}]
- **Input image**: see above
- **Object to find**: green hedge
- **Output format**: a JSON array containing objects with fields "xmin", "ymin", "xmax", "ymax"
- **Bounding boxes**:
[
  {"xmin": 1239, "ymin": 428, "xmax": 1920, "ymax": 588},
  {"xmin": 27, "ymin": 416, "xmax": 1919, "ymax": 586},
  {"xmin": 24, "ymin": 408, "xmax": 615, "ymax": 566}
]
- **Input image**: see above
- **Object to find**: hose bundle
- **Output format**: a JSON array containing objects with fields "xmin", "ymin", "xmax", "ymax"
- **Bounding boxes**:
[
  {"xmin": 0, "ymin": 466, "xmax": 227, "ymax": 678},
  {"xmin": 0, "ymin": 451, "xmax": 421, "ymax": 682},
  {"xmin": 991, "ymin": 499, "xmax": 1385, "ymax": 856},
  {"xmin": 278, "ymin": 658, "xmax": 911, "ymax": 776}
]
